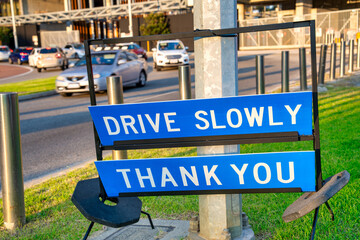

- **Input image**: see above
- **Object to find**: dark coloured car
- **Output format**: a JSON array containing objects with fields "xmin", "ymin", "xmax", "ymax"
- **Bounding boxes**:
[
  {"xmin": 118, "ymin": 43, "xmax": 147, "ymax": 60},
  {"xmin": 9, "ymin": 47, "xmax": 33, "ymax": 65}
]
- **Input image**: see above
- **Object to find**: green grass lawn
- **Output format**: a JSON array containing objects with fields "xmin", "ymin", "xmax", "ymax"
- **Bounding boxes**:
[
  {"xmin": 0, "ymin": 84, "xmax": 358, "ymax": 239},
  {"xmin": 0, "ymin": 77, "xmax": 56, "ymax": 96}
]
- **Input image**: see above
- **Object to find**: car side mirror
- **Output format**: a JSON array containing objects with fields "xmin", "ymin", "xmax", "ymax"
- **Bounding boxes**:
[
  {"xmin": 152, "ymin": 48, "xmax": 157, "ymax": 52},
  {"xmin": 117, "ymin": 59, "xmax": 127, "ymax": 65}
]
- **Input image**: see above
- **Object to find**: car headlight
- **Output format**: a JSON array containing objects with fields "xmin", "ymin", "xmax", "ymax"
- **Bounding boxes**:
[
  {"xmin": 57, "ymin": 76, "xmax": 65, "ymax": 81},
  {"xmin": 93, "ymin": 74, "xmax": 101, "ymax": 79},
  {"xmin": 157, "ymin": 52, "xmax": 164, "ymax": 57}
]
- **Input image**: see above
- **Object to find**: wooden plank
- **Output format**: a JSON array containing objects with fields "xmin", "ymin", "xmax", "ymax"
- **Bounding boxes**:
[{"xmin": 282, "ymin": 170, "xmax": 350, "ymax": 222}]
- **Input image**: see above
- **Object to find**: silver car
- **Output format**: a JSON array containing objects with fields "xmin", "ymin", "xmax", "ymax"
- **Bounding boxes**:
[{"xmin": 55, "ymin": 50, "xmax": 147, "ymax": 97}]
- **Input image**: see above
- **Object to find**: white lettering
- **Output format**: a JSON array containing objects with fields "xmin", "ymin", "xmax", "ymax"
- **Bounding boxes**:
[
  {"xmin": 203, "ymin": 165, "xmax": 222, "ymax": 186},
  {"xmin": 145, "ymin": 114, "xmax": 160, "ymax": 133},
  {"xmin": 230, "ymin": 164, "xmax": 248, "ymax": 184},
  {"xmin": 226, "ymin": 108, "xmax": 242, "ymax": 128},
  {"xmin": 244, "ymin": 107, "xmax": 264, "ymax": 127},
  {"xmin": 195, "ymin": 110, "xmax": 209, "ymax": 130},
  {"xmin": 268, "ymin": 106, "xmax": 283, "ymax": 126},
  {"xmin": 135, "ymin": 168, "xmax": 156, "ymax": 188},
  {"xmin": 120, "ymin": 115, "xmax": 138, "ymax": 134},
  {"xmin": 116, "ymin": 169, "xmax": 131, "ymax": 188},
  {"xmin": 180, "ymin": 166, "xmax": 199, "ymax": 186},
  {"xmin": 253, "ymin": 163, "xmax": 271, "ymax": 184},
  {"xmin": 285, "ymin": 104, "xmax": 302, "ymax": 125},
  {"xmin": 103, "ymin": 116, "xmax": 120, "ymax": 135},
  {"xmin": 161, "ymin": 167, "xmax": 178, "ymax": 187},
  {"xmin": 164, "ymin": 112, "xmax": 180, "ymax": 132},
  {"xmin": 137, "ymin": 114, "xmax": 146, "ymax": 133},
  {"xmin": 210, "ymin": 110, "xmax": 226, "ymax": 129},
  {"xmin": 277, "ymin": 162, "xmax": 295, "ymax": 183}
]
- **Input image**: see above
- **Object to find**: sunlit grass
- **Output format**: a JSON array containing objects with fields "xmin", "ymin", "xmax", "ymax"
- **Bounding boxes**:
[{"xmin": 0, "ymin": 77, "xmax": 57, "ymax": 95}]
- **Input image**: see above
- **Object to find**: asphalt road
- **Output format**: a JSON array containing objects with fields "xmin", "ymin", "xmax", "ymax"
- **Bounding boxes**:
[{"xmin": 4, "ymin": 49, "xmax": 311, "ymax": 185}]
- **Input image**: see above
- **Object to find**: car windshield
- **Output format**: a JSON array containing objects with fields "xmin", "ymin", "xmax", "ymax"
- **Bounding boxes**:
[
  {"xmin": 158, "ymin": 42, "xmax": 183, "ymax": 50},
  {"xmin": 75, "ymin": 53, "xmax": 116, "ymax": 66},
  {"xmin": 73, "ymin": 44, "xmax": 84, "ymax": 50},
  {"xmin": 0, "ymin": 47, "xmax": 9, "ymax": 52},
  {"xmin": 20, "ymin": 48, "xmax": 33, "ymax": 54},
  {"xmin": 40, "ymin": 48, "xmax": 57, "ymax": 54}
]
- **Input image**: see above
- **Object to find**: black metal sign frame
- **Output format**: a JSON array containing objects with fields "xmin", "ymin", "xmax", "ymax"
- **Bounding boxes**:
[{"xmin": 84, "ymin": 20, "xmax": 322, "ymax": 191}]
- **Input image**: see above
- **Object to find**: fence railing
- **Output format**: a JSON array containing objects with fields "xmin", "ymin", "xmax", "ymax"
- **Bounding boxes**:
[{"xmin": 239, "ymin": 8, "xmax": 360, "ymax": 49}]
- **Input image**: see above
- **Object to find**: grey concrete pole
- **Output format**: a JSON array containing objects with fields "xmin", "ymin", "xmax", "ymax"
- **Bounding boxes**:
[
  {"xmin": 193, "ymin": 1, "xmax": 242, "ymax": 239},
  {"xmin": 281, "ymin": 51, "xmax": 289, "ymax": 92},
  {"xmin": 357, "ymin": 39, "xmax": 360, "ymax": 69},
  {"xmin": 106, "ymin": 76, "xmax": 128, "ymax": 160},
  {"xmin": 318, "ymin": 44, "xmax": 327, "ymax": 85},
  {"xmin": 0, "ymin": 93, "xmax": 25, "ymax": 231},
  {"xmin": 348, "ymin": 39, "xmax": 354, "ymax": 73},
  {"xmin": 330, "ymin": 43, "xmax": 337, "ymax": 80},
  {"xmin": 256, "ymin": 55, "xmax": 265, "ymax": 94},
  {"xmin": 299, "ymin": 47, "xmax": 307, "ymax": 90},
  {"xmin": 178, "ymin": 65, "xmax": 192, "ymax": 100},
  {"xmin": 340, "ymin": 40, "xmax": 346, "ymax": 77}
]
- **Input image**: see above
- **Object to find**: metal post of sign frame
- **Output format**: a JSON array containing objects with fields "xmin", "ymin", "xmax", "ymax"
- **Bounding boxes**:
[{"xmin": 83, "ymin": 20, "xmax": 323, "ymax": 239}]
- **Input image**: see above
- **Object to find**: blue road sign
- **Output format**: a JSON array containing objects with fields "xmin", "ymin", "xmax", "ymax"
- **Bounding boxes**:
[
  {"xmin": 95, "ymin": 151, "xmax": 315, "ymax": 197},
  {"xmin": 89, "ymin": 92, "xmax": 313, "ymax": 147}
]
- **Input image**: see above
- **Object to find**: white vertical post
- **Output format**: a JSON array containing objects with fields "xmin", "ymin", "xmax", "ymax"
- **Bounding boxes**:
[
  {"xmin": 128, "ymin": 0, "xmax": 133, "ymax": 36},
  {"xmin": 10, "ymin": 0, "xmax": 18, "ymax": 49},
  {"xmin": 192, "ymin": 1, "xmax": 242, "ymax": 239}
]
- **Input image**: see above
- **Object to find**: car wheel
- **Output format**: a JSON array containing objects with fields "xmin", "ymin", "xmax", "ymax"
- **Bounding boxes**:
[
  {"xmin": 136, "ymin": 71, "xmax": 147, "ymax": 87},
  {"xmin": 74, "ymin": 53, "xmax": 79, "ymax": 59},
  {"xmin": 156, "ymin": 65, "xmax": 161, "ymax": 71},
  {"xmin": 61, "ymin": 64, "xmax": 65, "ymax": 70},
  {"xmin": 37, "ymin": 68, "xmax": 42, "ymax": 72},
  {"xmin": 60, "ymin": 92, "xmax": 73, "ymax": 97},
  {"xmin": 8, "ymin": 58, "xmax": 13, "ymax": 64},
  {"xmin": 17, "ymin": 58, "xmax": 22, "ymax": 65}
]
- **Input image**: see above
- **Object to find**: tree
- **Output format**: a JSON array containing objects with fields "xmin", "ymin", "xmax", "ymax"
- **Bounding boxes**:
[
  {"xmin": 140, "ymin": 13, "xmax": 171, "ymax": 36},
  {"xmin": 0, "ymin": 27, "xmax": 13, "ymax": 46}
]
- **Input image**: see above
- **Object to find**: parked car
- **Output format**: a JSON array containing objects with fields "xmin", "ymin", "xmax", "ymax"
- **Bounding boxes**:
[
  {"xmin": 28, "ymin": 47, "xmax": 41, "ymax": 67},
  {"xmin": 63, "ymin": 43, "xmax": 85, "ymax": 59},
  {"xmin": 36, "ymin": 47, "xmax": 68, "ymax": 72},
  {"xmin": 55, "ymin": 50, "xmax": 147, "ymax": 97},
  {"xmin": 152, "ymin": 39, "xmax": 189, "ymax": 71},
  {"xmin": 0, "ymin": 45, "xmax": 11, "ymax": 61},
  {"xmin": 118, "ymin": 42, "xmax": 147, "ymax": 60},
  {"xmin": 9, "ymin": 47, "xmax": 33, "ymax": 64}
]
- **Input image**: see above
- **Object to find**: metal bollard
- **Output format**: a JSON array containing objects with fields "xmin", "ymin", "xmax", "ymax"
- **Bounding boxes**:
[
  {"xmin": 281, "ymin": 51, "xmax": 289, "ymax": 92},
  {"xmin": 299, "ymin": 47, "xmax": 307, "ymax": 90},
  {"xmin": 357, "ymin": 38, "xmax": 360, "ymax": 69},
  {"xmin": 348, "ymin": 39, "xmax": 354, "ymax": 73},
  {"xmin": 340, "ymin": 40, "xmax": 346, "ymax": 77},
  {"xmin": 256, "ymin": 55, "xmax": 265, "ymax": 94},
  {"xmin": 106, "ymin": 76, "xmax": 128, "ymax": 160},
  {"xmin": 178, "ymin": 65, "xmax": 192, "ymax": 100},
  {"xmin": 330, "ymin": 43, "xmax": 337, "ymax": 80},
  {"xmin": 0, "ymin": 93, "xmax": 26, "ymax": 231},
  {"xmin": 318, "ymin": 44, "xmax": 328, "ymax": 85}
]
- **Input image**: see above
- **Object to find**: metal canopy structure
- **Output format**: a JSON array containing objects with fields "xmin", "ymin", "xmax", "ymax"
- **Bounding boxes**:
[{"xmin": 0, "ymin": 0, "xmax": 187, "ymax": 26}]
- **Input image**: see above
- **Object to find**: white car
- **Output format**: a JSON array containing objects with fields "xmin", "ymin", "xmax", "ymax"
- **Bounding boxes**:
[
  {"xmin": 0, "ymin": 45, "xmax": 11, "ymax": 61},
  {"xmin": 28, "ymin": 48, "xmax": 41, "ymax": 67},
  {"xmin": 63, "ymin": 43, "xmax": 85, "ymax": 59},
  {"xmin": 152, "ymin": 40, "xmax": 189, "ymax": 71}
]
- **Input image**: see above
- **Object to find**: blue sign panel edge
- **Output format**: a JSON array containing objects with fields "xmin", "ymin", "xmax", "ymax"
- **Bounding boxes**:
[
  {"xmin": 95, "ymin": 151, "xmax": 315, "ymax": 197},
  {"xmin": 89, "ymin": 92, "xmax": 313, "ymax": 146}
]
